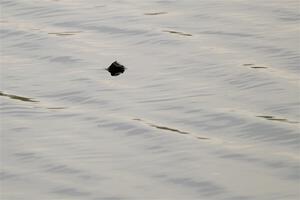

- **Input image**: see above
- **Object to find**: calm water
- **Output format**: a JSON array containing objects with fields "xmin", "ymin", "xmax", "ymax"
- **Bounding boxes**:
[{"xmin": 1, "ymin": 0, "xmax": 300, "ymax": 199}]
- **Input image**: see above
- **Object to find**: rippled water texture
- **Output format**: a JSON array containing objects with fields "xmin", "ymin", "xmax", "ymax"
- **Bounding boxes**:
[{"xmin": 1, "ymin": 0, "xmax": 300, "ymax": 199}]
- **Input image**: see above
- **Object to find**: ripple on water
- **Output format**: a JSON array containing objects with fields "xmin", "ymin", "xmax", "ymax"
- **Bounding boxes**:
[{"xmin": 1, "ymin": 0, "xmax": 300, "ymax": 199}]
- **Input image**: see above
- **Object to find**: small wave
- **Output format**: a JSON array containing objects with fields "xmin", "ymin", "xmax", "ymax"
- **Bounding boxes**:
[
  {"xmin": 133, "ymin": 118, "xmax": 209, "ymax": 140},
  {"xmin": 0, "ymin": 91, "xmax": 38, "ymax": 102},
  {"xmin": 48, "ymin": 31, "xmax": 81, "ymax": 36},
  {"xmin": 256, "ymin": 115, "xmax": 299, "ymax": 124},
  {"xmin": 163, "ymin": 30, "xmax": 192, "ymax": 36},
  {"xmin": 144, "ymin": 12, "xmax": 167, "ymax": 16}
]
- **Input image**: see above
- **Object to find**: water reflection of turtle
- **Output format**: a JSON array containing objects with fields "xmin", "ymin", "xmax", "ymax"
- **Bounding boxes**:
[{"xmin": 106, "ymin": 61, "xmax": 126, "ymax": 76}]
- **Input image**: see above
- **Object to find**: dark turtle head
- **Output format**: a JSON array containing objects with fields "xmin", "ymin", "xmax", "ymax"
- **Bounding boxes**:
[{"xmin": 106, "ymin": 61, "xmax": 126, "ymax": 76}]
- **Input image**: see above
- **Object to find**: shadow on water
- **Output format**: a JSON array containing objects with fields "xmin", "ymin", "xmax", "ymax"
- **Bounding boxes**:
[
  {"xmin": 133, "ymin": 118, "xmax": 209, "ymax": 140},
  {"xmin": 0, "ymin": 91, "xmax": 38, "ymax": 102},
  {"xmin": 256, "ymin": 115, "xmax": 299, "ymax": 124},
  {"xmin": 163, "ymin": 30, "xmax": 192, "ymax": 36}
]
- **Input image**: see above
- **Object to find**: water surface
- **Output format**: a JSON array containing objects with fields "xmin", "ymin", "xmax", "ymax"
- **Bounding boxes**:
[{"xmin": 1, "ymin": 0, "xmax": 300, "ymax": 199}]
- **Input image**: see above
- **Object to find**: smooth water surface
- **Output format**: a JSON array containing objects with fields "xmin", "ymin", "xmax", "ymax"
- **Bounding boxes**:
[{"xmin": 1, "ymin": 0, "xmax": 300, "ymax": 199}]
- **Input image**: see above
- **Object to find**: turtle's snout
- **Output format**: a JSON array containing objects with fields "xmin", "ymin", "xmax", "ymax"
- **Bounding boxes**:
[{"xmin": 106, "ymin": 61, "xmax": 126, "ymax": 76}]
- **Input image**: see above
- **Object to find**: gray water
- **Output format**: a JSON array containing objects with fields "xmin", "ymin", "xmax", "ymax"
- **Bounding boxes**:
[{"xmin": 1, "ymin": 0, "xmax": 300, "ymax": 200}]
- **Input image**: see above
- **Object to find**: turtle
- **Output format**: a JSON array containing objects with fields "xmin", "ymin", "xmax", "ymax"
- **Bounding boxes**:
[{"xmin": 106, "ymin": 61, "xmax": 126, "ymax": 76}]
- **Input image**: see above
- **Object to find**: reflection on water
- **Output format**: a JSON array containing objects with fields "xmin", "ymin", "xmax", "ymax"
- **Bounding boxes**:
[{"xmin": 1, "ymin": 0, "xmax": 300, "ymax": 199}]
